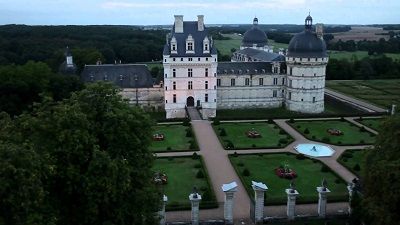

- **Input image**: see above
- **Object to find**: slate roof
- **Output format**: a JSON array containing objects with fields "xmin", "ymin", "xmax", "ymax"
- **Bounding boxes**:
[
  {"xmin": 59, "ymin": 61, "xmax": 77, "ymax": 75},
  {"xmin": 217, "ymin": 62, "xmax": 273, "ymax": 75},
  {"xmin": 242, "ymin": 20, "xmax": 269, "ymax": 47},
  {"xmin": 287, "ymin": 30, "xmax": 328, "ymax": 58},
  {"xmin": 234, "ymin": 48, "xmax": 285, "ymax": 62},
  {"xmin": 163, "ymin": 21, "xmax": 217, "ymax": 57},
  {"xmin": 81, "ymin": 64, "xmax": 154, "ymax": 88}
]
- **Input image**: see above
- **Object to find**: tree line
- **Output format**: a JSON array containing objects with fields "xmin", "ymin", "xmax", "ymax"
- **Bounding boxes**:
[{"xmin": 328, "ymin": 38, "xmax": 400, "ymax": 54}]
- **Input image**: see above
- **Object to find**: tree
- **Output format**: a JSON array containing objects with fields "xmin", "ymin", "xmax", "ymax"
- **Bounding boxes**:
[
  {"xmin": 363, "ymin": 115, "xmax": 400, "ymax": 225},
  {"xmin": 0, "ymin": 83, "xmax": 161, "ymax": 225}
]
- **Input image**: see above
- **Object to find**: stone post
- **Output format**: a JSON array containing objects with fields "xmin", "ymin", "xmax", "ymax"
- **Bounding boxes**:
[
  {"xmin": 347, "ymin": 183, "xmax": 354, "ymax": 214},
  {"xmin": 222, "ymin": 181, "xmax": 238, "ymax": 224},
  {"xmin": 159, "ymin": 195, "xmax": 168, "ymax": 225},
  {"xmin": 317, "ymin": 187, "xmax": 330, "ymax": 217},
  {"xmin": 189, "ymin": 192, "xmax": 202, "ymax": 225},
  {"xmin": 252, "ymin": 181, "xmax": 268, "ymax": 224},
  {"xmin": 286, "ymin": 187, "xmax": 299, "ymax": 220},
  {"xmin": 391, "ymin": 104, "xmax": 396, "ymax": 115}
]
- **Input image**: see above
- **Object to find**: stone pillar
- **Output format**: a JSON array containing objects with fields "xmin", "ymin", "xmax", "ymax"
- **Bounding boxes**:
[
  {"xmin": 189, "ymin": 192, "xmax": 202, "ymax": 225},
  {"xmin": 347, "ymin": 183, "xmax": 354, "ymax": 214},
  {"xmin": 252, "ymin": 181, "xmax": 268, "ymax": 224},
  {"xmin": 222, "ymin": 181, "xmax": 238, "ymax": 224},
  {"xmin": 391, "ymin": 104, "xmax": 396, "ymax": 115},
  {"xmin": 286, "ymin": 188, "xmax": 299, "ymax": 220},
  {"xmin": 317, "ymin": 187, "xmax": 330, "ymax": 218},
  {"xmin": 159, "ymin": 195, "xmax": 168, "ymax": 225}
]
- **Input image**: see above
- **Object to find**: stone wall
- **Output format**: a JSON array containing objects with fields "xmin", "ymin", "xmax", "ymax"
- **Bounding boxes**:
[{"xmin": 121, "ymin": 87, "xmax": 164, "ymax": 110}]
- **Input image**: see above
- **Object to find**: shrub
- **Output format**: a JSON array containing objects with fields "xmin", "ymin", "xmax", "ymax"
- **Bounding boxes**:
[
  {"xmin": 212, "ymin": 118, "xmax": 220, "ymax": 125},
  {"xmin": 200, "ymin": 186, "xmax": 207, "ymax": 191},
  {"xmin": 168, "ymin": 157, "xmax": 174, "ymax": 161},
  {"xmin": 183, "ymin": 118, "xmax": 190, "ymax": 126},
  {"xmin": 340, "ymin": 117, "xmax": 345, "ymax": 122},
  {"xmin": 312, "ymin": 159, "xmax": 318, "ymax": 163},
  {"xmin": 342, "ymin": 152, "xmax": 353, "ymax": 158},
  {"xmin": 194, "ymin": 163, "xmax": 201, "ymax": 169},
  {"xmin": 312, "ymin": 135, "xmax": 316, "ymax": 139},
  {"xmin": 360, "ymin": 140, "xmax": 365, "ymax": 144},
  {"xmin": 202, "ymin": 189, "xmax": 212, "ymax": 201},
  {"xmin": 274, "ymin": 125, "xmax": 279, "ymax": 129},
  {"xmin": 296, "ymin": 154, "xmax": 306, "ymax": 160},
  {"xmin": 167, "ymin": 147, "xmax": 172, "ymax": 151},
  {"xmin": 337, "ymin": 141, "xmax": 342, "ymax": 145},
  {"xmin": 335, "ymin": 178, "xmax": 342, "ymax": 184},
  {"xmin": 242, "ymin": 168, "xmax": 250, "ymax": 176},
  {"xmin": 233, "ymin": 151, "xmax": 238, "ymax": 157},
  {"xmin": 226, "ymin": 140, "xmax": 234, "ymax": 149},
  {"xmin": 186, "ymin": 128, "xmax": 193, "ymax": 137},
  {"xmin": 322, "ymin": 137, "xmax": 331, "ymax": 143},
  {"xmin": 359, "ymin": 126, "xmax": 367, "ymax": 132},
  {"xmin": 196, "ymin": 170, "xmax": 204, "ymax": 178},
  {"xmin": 268, "ymin": 118, "xmax": 274, "ymax": 124},
  {"xmin": 279, "ymin": 138, "xmax": 288, "ymax": 144},
  {"xmin": 353, "ymin": 164, "xmax": 361, "ymax": 171},
  {"xmin": 304, "ymin": 128, "xmax": 310, "ymax": 134},
  {"xmin": 237, "ymin": 162, "xmax": 244, "ymax": 167},
  {"xmin": 342, "ymin": 158, "xmax": 348, "ymax": 162},
  {"xmin": 358, "ymin": 117, "xmax": 363, "ymax": 121},
  {"xmin": 321, "ymin": 165, "xmax": 330, "ymax": 172},
  {"xmin": 189, "ymin": 141, "xmax": 196, "ymax": 150},
  {"xmin": 252, "ymin": 144, "xmax": 257, "ymax": 148},
  {"xmin": 289, "ymin": 118, "xmax": 295, "ymax": 123},
  {"xmin": 279, "ymin": 130, "xmax": 286, "ymax": 135},
  {"xmin": 296, "ymin": 125, "xmax": 301, "ymax": 128},
  {"xmin": 192, "ymin": 152, "xmax": 199, "ymax": 159},
  {"xmin": 258, "ymin": 153, "xmax": 263, "ymax": 157},
  {"xmin": 219, "ymin": 128, "xmax": 227, "ymax": 136}
]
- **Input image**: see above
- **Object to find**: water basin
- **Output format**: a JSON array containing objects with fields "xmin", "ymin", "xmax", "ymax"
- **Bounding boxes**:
[{"xmin": 294, "ymin": 143, "xmax": 335, "ymax": 157}]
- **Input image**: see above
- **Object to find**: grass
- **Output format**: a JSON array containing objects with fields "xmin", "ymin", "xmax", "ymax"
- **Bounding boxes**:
[
  {"xmin": 153, "ymin": 156, "xmax": 217, "ymax": 210},
  {"xmin": 328, "ymin": 50, "xmax": 400, "ymax": 61},
  {"xmin": 213, "ymin": 122, "xmax": 294, "ymax": 149},
  {"xmin": 326, "ymin": 79, "xmax": 400, "ymax": 109},
  {"xmin": 338, "ymin": 149, "xmax": 369, "ymax": 177},
  {"xmin": 289, "ymin": 119, "xmax": 376, "ymax": 145},
  {"xmin": 355, "ymin": 117, "xmax": 384, "ymax": 131},
  {"xmin": 230, "ymin": 153, "xmax": 348, "ymax": 205},
  {"xmin": 150, "ymin": 124, "xmax": 198, "ymax": 152}
]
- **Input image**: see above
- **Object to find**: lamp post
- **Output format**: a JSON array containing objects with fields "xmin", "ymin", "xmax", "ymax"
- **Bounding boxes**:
[{"xmin": 134, "ymin": 74, "xmax": 138, "ymax": 106}]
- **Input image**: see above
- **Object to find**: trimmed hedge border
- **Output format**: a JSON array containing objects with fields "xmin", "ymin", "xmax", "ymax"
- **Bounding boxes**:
[
  {"xmin": 151, "ymin": 123, "xmax": 200, "ymax": 153},
  {"xmin": 337, "ymin": 149, "xmax": 367, "ymax": 178}
]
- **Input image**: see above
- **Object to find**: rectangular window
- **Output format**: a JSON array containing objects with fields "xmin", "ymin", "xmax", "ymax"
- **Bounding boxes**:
[
  {"xmin": 173, "ymin": 94, "xmax": 176, "ymax": 103},
  {"xmin": 273, "ymin": 90, "xmax": 277, "ymax": 97},
  {"xmin": 188, "ymin": 81, "xmax": 193, "ymax": 90},
  {"xmin": 313, "ymin": 97, "xmax": 316, "ymax": 103},
  {"xmin": 173, "ymin": 69, "xmax": 176, "ymax": 77},
  {"xmin": 188, "ymin": 42, "xmax": 193, "ymax": 51},
  {"xmin": 217, "ymin": 79, "xmax": 221, "ymax": 87},
  {"xmin": 205, "ymin": 81, "xmax": 208, "ymax": 89},
  {"xmin": 274, "ymin": 67, "xmax": 278, "ymax": 74},
  {"xmin": 173, "ymin": 81, "xmax": 176, "ymax": 90},
  {"xmin": 259, "ymin": 78, "xmax": 263, "ymax": 86},
  {"xmin": 289, "ymin": 80, "xmax": 292, "ymax": 87},
  {"xmin": 204, "ymin": 44, "xmax": 208, "ymax": 51},
  {"xmin": 231, "ymin": 79, "xmax": 235, "ymax": 86},
  {"xmin": 281, "ymin": 78, "xmax": 285, "ymax": 85},
  {"xmin": 172, "ymin": 44, "xmax": 176, "ymax": 51},
  {"xmin": 205, "ymin": 68, "xmax": 208, "ymax": 77},
  {"xmin": 188, "ymin": 68, "xmax": 193, "ymax": 77},
  {"xmin": 245, "ymin": 78, "xmax": 250, "ymax": 86},
  {"xmin": 173, "ymin": 58, "xmax": 176, "ymax": 61},
  {"xmin": 205, "ymin": 94, "xmax": 208, "ymax": 102},
  {"xmin": 273, "ymin": 78, "xmax": 278, "ymax": 85},
  {"xmin": 289, "ymin": 92, "xmax": 292, "ymax": 100},
  {"xmin": 290, "ymin": 67, "xmax": 293, "ymax": 75},
  {"xmin": 165, "ymin": 86, "xmax": 168, "ymax": 90},
  {"xmin": 189, "ymin": 58, "xmax": 193, "ymax": 61}
]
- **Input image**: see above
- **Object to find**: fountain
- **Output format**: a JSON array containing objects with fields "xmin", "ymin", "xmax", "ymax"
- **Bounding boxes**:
[{"xmin": 294, "ymin": 144, "xmax": 335, "ymax": 157}]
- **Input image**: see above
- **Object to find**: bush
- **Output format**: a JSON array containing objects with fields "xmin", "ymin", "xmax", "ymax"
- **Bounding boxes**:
[
  {"xmin": 252, "ymin": 144, "xmax": 257, "ymax": 148},
  {"xmin": 212, "ymin": 118, "xmax": 220, "ymax": 125},
  {"xmin": 289, "ymin": 118, "xmax": 295, "ymax": 123},
  {"xmin": 196, "ymin": 170, "xmax": 204, "ymax": 178},
  {"xmin": 337, "ymin": 141, "xmax": 342, "ymax": 145},
  {"xmin": 296, "ymin": 154, "xmax": 306, "ymax": 160},
  {"xmin": 353, "ymin": 164, "xmax": 361, "ymax": 171},
  {"xmin": 200, "ymin": 186, "xmax": 207, "ymax": 191},
  {"xmin": 360, "ymin": 140, "xmax": 365, "ymax": 144},
  {"xmin": 189, "ymin": 141, "xmax": 196, "ymax": 150},
  {"xmin": 167, "ymin": 146, "xmax": 172, "ymax": 151},
  {"xmin": 342, "ymin": 158, "xmax": 348, "ymax": 162},
  {"xmin": 358, "ymin": 117, "xmax": 363, "ymax": 121},
  {"xmin": 186, "ymin": 128, "xmax": 193, "ymax": 137},
  {"xmin": 342, "ymin": 152, "xmax": 353, "ymax": 158},
  {"xmin": 242, "ymin": 168, "xmax": 250, "ymax": 176},
  {"xmin": 321, "ymin": 164, "xmax": 330, "ymax": 172},
  {"xmin": 226, "ymin": 140, "xmax": 234, "ymax": 149},
  {"xmin": 322, "ymin": 137, "xmax": 331, "ymax": 143},
  {"xmin": 268, "ymin": 118, "xmax": 274, "ymax": 124},
  {"xmin": 340, "ymin": 117, "xmax": 345, "ymax": 122},
  {"xmin": 312, "ymin": 159, "xmax": 318, "ymax": 163},
  {"xmin": 335, "ymin": 178, "xmax": 342, "ymax": 184},
  {"xmin": 279, "ymin": 138, "xmax": 288, "ymax": 144},
  {"xmin": 168, "ymin": 157, "xmax": 174, "ymax": 161},
  {"xmin": 237, "ymin": 162, "xmax": 244, "ymax": 167},
  {"xmin": 258, "ymin": 153, "xmax": 263, "ymax": 157},
  {"xmin": 192, "ymin": 152, "xmax": 199, "ymax": 159},
  {"xmin": 274, "ymin": 125, "xmax": 279, "ymax": 129},
  {"xmin": 312, "ymin": 135, "xmax": 316, "ymax": 139},
  {"xmin": 183, "ymin": 118, "xmax": 190, "ymax": 126},
  {"xmin": 279, "ymin": 129, "xmax": 286, "ymax": 135},
  {"xmin": 304, "ymin": 128, "xmax": 310, "ymax": 134},
  {"xmin": 233, "ymin": 151, "xmax": 238, "ymax": 157},
  {"xmin": 296, "ymin": 125, "xmax": 301, "ymax": 128},
  {"xmin": 359, "ymin": 126, "xmax": 367, "ymax": 132},
  {"xmin": 219, "ymin": 128, "xmax": 227, "ymax": 136},
  {"xmin": 202, "ymin": 189, "xmax": 212, "ymax": 201},
  {"xmin": 194, "ymin": 163, "xmax": 201, "ymax": 169}
]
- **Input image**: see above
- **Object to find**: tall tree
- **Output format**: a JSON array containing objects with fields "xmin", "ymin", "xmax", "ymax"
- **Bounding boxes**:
[{"xmin": 363, "ymin": 115, "xmax": 400, "ymax": 225}]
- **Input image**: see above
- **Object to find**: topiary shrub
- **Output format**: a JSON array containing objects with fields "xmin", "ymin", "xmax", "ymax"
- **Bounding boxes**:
[
  {"xmin": 304, "ymin": 128, "xmax": 310, "ymax": 134},
  {"xmin": 167, "ymin": 147, "xmax": 172, "ymax": 151},
  {"xmin": 312, "ymin": 135, "xmax": 316, "ymax": 139},
  {"xmin": 358, "ymin": 117, "xmax": 363, "ymax": 121},
  {"xmin": 360, "ymin": 140, "xmax": 365, "ymax": 144},
  {"xmin": 289, "ymin": 118, "xmax": 295, "ymax": 123},
  {"xmin": 212, "ymin": 118, "xmax": 220, "ymax": 125},
  {"xmin": 189, "ymin": 141, "xmax": 196, "ymax": 150},
  {"xmin": 194, "ymin": 163, "xmax": 201, "ymax": 169},
  {"xmin": 225, "ymin": 140, "xmax": 234, "ymax": 149},
  {"xmin": 353, "ymin": 164, "xmax": 361, "ymax": 171},
  {"xmin": 242, "ymin": 168, "xmax": 250, "ymax": 176},
  {"xmin": 335, "ymin": 178, "xmax": 342, "ymax": 184},
  {"xmin": 342, "ymin": 158, "xmax": 348, "ymax": 162},
  {"xmin": 340, "ymin": 117, "xmax": 345, "ymax": 122},
  {"xmin": 186, "ymin": 128, "xmax": 193, "ymax": 137},
  {"xmin": 168, "ymin": 157, "xmax": 174, "ymax": 161},
  {"xmin": 252, "ymin": 144, "xmax": 257, "ymax": 148},
  {"xmin": 237, "ymin": 162, "xmax": 244, "ymax": 167},
  {"xmin": 321, "ymin": 165, "xmax": 330, "ymax": 172},
  {"xmin": 337, "ymin": 141, "xmax": 342, "ymax": 145},
  {"xmin": 233, "ymin": 151, "xmax": 238, "ymax": 157},
  {"xmin": 342, "ymin": 152, "xmax": 353, "ymax": 158},
  {"xmin": 196, "ymin": 170, "xmax": 204, "ymax": 178},
  {"xmin": 359, "ymin": 126, "xmax": 367, "ymax": 132},
  {"xmin": 322, "ymin": 137, "xmax": 331, "ymax": 143},
  {"xmin": 192, "ymin": 152, "xmax": 199, "ymax": 160},
  {"xmin": 219, "ymin": 128, "xmax": 227, "ymax": 136},
  {"xmin": 268, "ymin": 118, "xmax": 274, "ymax": 124},
  {"xmin": 279, "ymin": 138, "xmax": 288, "ymax": 144},
  {"xmin": 183, "ymin": 118, "xmax": 190, "ymax": 126},
  {"xmin": 200, "ymin": 186, "xmax": 207, "ymax": 191},
  {"xmin": 296, "ymin": 154, "xmax": 306, "ymax": 160},
  {"xmin": 296, "ymin": 125, "xmax": 301, "ymax": 128},
  {"xmin": 279, "ymin": 129, "xmax": 286, "ymax": 135}
]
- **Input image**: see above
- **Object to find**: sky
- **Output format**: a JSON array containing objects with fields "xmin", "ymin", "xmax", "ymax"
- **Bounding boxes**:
[{"xmin": 0, "ymin": 0, "xmax": 399, "ymax": 25}]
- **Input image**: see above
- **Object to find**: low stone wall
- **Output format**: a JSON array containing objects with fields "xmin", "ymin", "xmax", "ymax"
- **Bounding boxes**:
[{"xmin": 121, "ymin": 87, "xmax": 164, "ymax": 110}]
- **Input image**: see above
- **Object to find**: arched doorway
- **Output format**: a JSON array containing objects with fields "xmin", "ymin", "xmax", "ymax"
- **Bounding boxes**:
[{"xmin": 186, "ymin": 96, "xmax": 195, "ymax": 107}]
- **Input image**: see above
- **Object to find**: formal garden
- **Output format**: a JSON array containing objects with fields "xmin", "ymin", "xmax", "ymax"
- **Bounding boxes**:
[
  {"xmin": 230, "ymin": 153, "xmax": 348, "ymax": 205},
  {"xmin": 152, "ymin": 155, "xmax": 217, "ymax": 210},
  {"xmin": 288, "ymin": 119, "xmax": 376, "ymax": 145},
  {"xmin": 355, "ymin": 117, "xmax": 383, "ymax": 131},
  {"xmin": 150, "ymin": 123, "xmax": 198, "ymax": 152},
  {"xmin": 338, "ymin": 149, "xmax": 369, "ymax": 177},
  {"xmin": 213, "ymin": 120, "xmax": 294, "ymax": 149}
]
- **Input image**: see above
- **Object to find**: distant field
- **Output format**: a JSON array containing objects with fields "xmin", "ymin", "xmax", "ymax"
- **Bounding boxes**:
[
  {"xmin": 328, "ymin": 51, "xmax": 400, "ymax": 60},
  {"xmin": 333, "ymin": 26, "xmax": 390, "ymax": 42},
  {"xmin": 326, "ymin": 79, "xmax": 400, "ymax": 109}
]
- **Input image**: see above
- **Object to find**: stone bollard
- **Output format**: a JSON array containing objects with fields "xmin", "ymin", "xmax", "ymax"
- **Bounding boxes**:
[
  {"xmin": 159, "ymin": 195, "xmax": 168, "ymax": 225},
  {"xmin": 222, "ymin": 181, "xmax": 238, "ymax": 224},
  {"xmin": 252, "ymin": 181, "xmax": 268, "ymax": 224},
  {"xmin": 347, "ymin": 183, "xmax": 354, "ymax": 214},
  {"xmin": 391, "ymin": 104, "xmax": 396, "ymax": 115},
  {"xmin": 286, "ymin": 182, "xmax": 299, "ymax": 220},
  {"xmin": 317, "ymin": 185, "xmax": 330, "ymax": 217},
  {"xmin": 189, "ymin": 190, "xmax": 202, "ymax": 225}
]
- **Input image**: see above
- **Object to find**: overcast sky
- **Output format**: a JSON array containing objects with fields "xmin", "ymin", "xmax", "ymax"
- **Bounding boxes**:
[{"xmin": 0, "ymin": 0, "xmax": 399, "ymax": 25}]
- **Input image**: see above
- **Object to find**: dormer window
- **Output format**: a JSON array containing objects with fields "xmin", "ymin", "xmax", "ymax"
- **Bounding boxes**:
[
  {"xmin": 187, "ymin": 42, "xmax": 193, "ymax": 51},
  {"xmin": 186, "ymin": 34, "xmax": 194, "ymax": 53},
  {"xmin": 171, "ymin": 36, "xmax": 177, "ymax": 54},
  {"xmin": 203, "ymin": 36, "xmax": 210, "ymax": 53}
]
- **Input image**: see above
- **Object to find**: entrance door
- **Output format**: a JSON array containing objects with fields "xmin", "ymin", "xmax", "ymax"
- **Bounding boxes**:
[
  {"xmin": 186, "ymin": 96, "xmax": 194, "ymax": 107},
  {"xmin": 196, "ymin": 100, "xmax": 201, "ymax": 107}
]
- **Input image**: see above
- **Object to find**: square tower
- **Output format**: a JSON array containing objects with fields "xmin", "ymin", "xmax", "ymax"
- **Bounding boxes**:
[{"xmin": 163, "ymin": 15, "xmax": 218, "ymax": 119}]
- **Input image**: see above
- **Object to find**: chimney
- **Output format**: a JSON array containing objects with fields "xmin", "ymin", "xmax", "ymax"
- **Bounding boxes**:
[
  {"xmin": 316, "ymin": 23, "xmax": 324, "ymax": 40},
  {"xmin": 198, "ymin": 15, "xmax": 204, "ymax": 31},
  {"xmin": 174, "ymin": 15, "xmax": 183, "ymax": 33}
]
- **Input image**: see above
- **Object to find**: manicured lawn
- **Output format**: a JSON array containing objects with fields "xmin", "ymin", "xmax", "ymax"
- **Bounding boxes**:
[
  {"xmin": 153, "ymin": 156, "xmax": 217, "ymax": 210},
  {"xmin": 326, "ymin": 79, "xmax": 400, "ymax": 109},
  {"xmin": 230, "ymin": 153, "xmax": 348, "ymax": 205},
  {"xmin": 338, "ymin": 149, "xmax": 369, "ymax": 177},
  {"xmin": 355, "ymin": 117, "xmax": 384, "ymax": 132},
  {"xmin": 213, "ymin": 122, "xmax": 294, "ymax": 149},
  {"xmin": 328, "ymin": 50, "xmax": 400, "ymax": 61},
  {"xmin": 150, "ymin": 124, "xmax": 198, "ymax": 152},
  {"xmin": 289, "ymin": 119, "xmax": 376, "ymax": 145}
]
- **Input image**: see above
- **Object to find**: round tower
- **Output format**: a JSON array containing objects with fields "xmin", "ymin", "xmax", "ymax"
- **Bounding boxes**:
[{"xmin": 285, "ymin": 14, "xmax": 328, "ymax": 113}]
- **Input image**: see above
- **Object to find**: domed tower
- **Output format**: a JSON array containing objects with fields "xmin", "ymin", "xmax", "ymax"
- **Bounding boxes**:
[
  {"xmin": 59, "ymin": 46, "xmax": 77, "ymax": 75},
  {"xmin": 240, "ymin": 17, "xmax": 272, "ymax": 52},
  {"xmin": 285, "ymin": 14, "xmax": 328, "ymax": 113}
]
